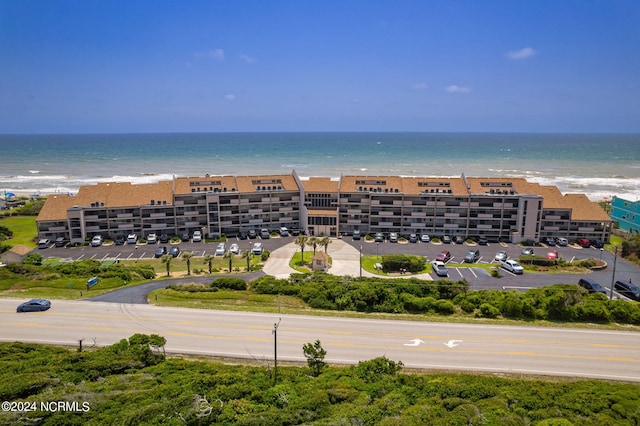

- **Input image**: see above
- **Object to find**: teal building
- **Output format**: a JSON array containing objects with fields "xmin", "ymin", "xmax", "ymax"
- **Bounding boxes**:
[{"xmin": 610, "ymin": 196, "xmax": 640, "ymax": 234}]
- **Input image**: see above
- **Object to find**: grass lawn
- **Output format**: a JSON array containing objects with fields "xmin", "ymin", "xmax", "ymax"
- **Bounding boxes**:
[
  {"xmin": 289, "ymin": 251, "xmax": 332, "ymax": 273},
  {"xmin": 0, "ymin": 216, "xmax": 38, "ymax": 248}
]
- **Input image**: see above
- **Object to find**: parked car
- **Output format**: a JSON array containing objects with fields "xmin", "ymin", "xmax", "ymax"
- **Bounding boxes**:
[
  {"xmin": 420, "ymin": 234, "xmax": 430, "ymax": 243},
  {"xmin": 159, "ymin": 234, "xmax": 170, "ymax": 243},
  {"xmin": 389, "ymin": 232, "xmax": 398, "ymax": 243},
  {"xmin": 374, "ymin": 232, "xmax": 384, "ymax": 242},
  {"xmin": 215, "ymin": 243, "xmax": 227, "ymax": 256},
  {"xmin": 454, "ymin": 236, "xmax": 465, "ymax": 244},
  {"xmin": 578, "ymin": 278, "xmax": 606, "ymax": 295},
  {"xmin": 546, "ymin": 250, "xmax": 559, "ymax": 260},
  {"xmin": 464, "ymin": 249, "xmax": 480, "ymax": 263},
  {"xmin": 37, "ymin": 239, "xmax": 51, "ymax": 249},
  {"xmin": 435, "ymin": 250, "xmax": 452, "ymax": 263},
  {"xmin": 252, "ymin": 242, "xmax": 263, "ymax": 255},
  {"xmin": 180, "ymin": 233, "xmax": 190, "ymax": 242},
  {"xmin": 478, "ymin": 237, "xmax": 488, "ymax": 246},
  {"xmin": 115, "ymin": 235, "xmax": 125, "ymax": 245},
  {"xmin": 590, "ymin": 239, "xmax": 604, "ymax": 249},
  {"xmin": 54, "ymin": 236, "xmax": 67, "ymax": 247},
  {"xmin": 432, "ymin": 261, "xmax": 448, "ymax": 277},
  {"xmin": 442, "ymin": 235, "xmax": 452, "ymax": 244},
  {"xmin": 545, "ymin": 237, "xmax": 556, "ymax": 246},
  {"xmin": 248, "ymin": 230, "xmax": 257, "ymax": 239},
  {"xmin": 279, "ymin": 227, "xmax": 289, "ymax": 236},
  {"xmin": 238, "ymin": 231, "xmax": 248, "ymax": 240},
  {"xmin": 168, "ymin": 247, "xmax": 180, "ymax": 257},
  {"xmin": 260, "ymin": 228, "xmax": 270, "ymax": 239},
  {"xmin": 192, "ymin": 230, "xmax": 202, "ymax": 242},
  {"xmin": 501, "ymin": 259, "xmax": 524, "ymax": 274},
  {"xmin": 91, "ymin": 235, "xmax": 103, "ymax": 247},
  {"xmin": 494, "ymin": 251, "xmax": 508, "ymax": 262},
  {"xmin": 154, "ymin": 246, "xmax": 167, "ymax": 258},
  {"xmin": 290, "ymin": 227, "xmax": 300, "ymax": 236},
  {"xmin": 576, "ymin": 238, "xmax": 591, "ymax": 248},
  {"xmin": 147, "ymin": 233, "xmax": 157, "ymax": 244},
  {"xmin": 229, "ymin": 243, "xmax": 239, "ymax": 254},
  {"xmin": 352, "ymin": 230, "xmax": 361, "ymax": 240},
  {"xmin": 614, "ymin": 280, "xmax": 640, "ymax": 301},
  {"xmin": 556, "ymin": 237, "xmax": 568, "ymax": 247},
  {"xmin": 409, "ymin": 233, "xmax": 418, "ymax": 243},
  {"xmin": 17, "ymin": 299, "xmax": 51, "ymax": 312},
  {"xmin": 521, "ymin": 247, "xmax": 534, "ymax": 256},
  {"xmin": 127, "ymin": 233, "xmax": 138, "ymax": 244}
]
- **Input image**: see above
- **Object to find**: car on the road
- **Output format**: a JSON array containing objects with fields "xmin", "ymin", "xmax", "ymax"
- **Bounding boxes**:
[
  {"xmin": 556, "ymin": 237, "xmax": 568, "ymax": 247},
  {"xmin": 464, "ymin": 249, "xmax": 480, "ymax": 263},
  {"xmin": 147, "ymin": 233, "xmax": 157, "ymax": 244},
  {"xmin": 420, "ymin": 234, "xmax": 430, "ymax": 243},
  {"xmin": 374, "ymin": 232, "xmax": 384, "ymax": 242},
  {"xmin": 127, "ymin": 233, "xmax": 138, "ymax": 244},
  {"xmin": 192, "ymin": 230, "xmax": 202, "ymax": 242},
  {"xmin": 17, "ymin": 299, "xmax": 51, "ymax": 312},
  {"xmin": 159, "ymin": 234, "xmax": 170, "ymax": 243},
  {"xmin": 54, "ymin": 236, "xmax": 67, "ymax": 247},
  {"xmin": 180, "ymin": 233, "xmax": 191, "ymax": 242},
  {"xmin": 501, "ymin": 259, "xmax": 524, "ymax": 274},
  {"xmin": 168, "ymin": 247, "xmax": 180, "ymax": 257},
  {"xmin": 442, "ymin": 235, "xmax": 452, "ymax": 244},
  {"xmin": 215, "ymin": 243, "xmax": 227, "ymax": 256},
  {"xmin": 91, "ymin": 235, "xmax": 103, "ymax": 247},
  {"xmin": 546, "ymin": 250, "xmax": 559, "ymax": 260},
  {"xmin": 248, "ymin": 230, "xmax": 257, "ymax": 239},
  {"xmin": 389, "ymin": 232, "xmax": 398, "ymax": 243},
  {"xmin": 260, "ymin": 228, "xmax": 270, "ymax": 239},
  {"xmin": 521, "ymin": 247, "xmax": 534, "ymax": 256},
  {"xmin": 576, "ymin": 238, "xmax": 591, "ymax": 248},
  {"xmin": 545, "ymin": 237, "xmax": 556, "ymax": 246},
  {"xmin": 252, "ymin": 242, "xmax": 263, "ymax": 255},
  {"xmin": 435, "ymin": 250, "xmax": 452, "ymax": 263},
  {"xmin": 408, "ymin": 233, "xmax": 418, "ymax": 243},
  {"xmin": 38, "ymin": 239, "xmax": 51, "ymax": 249},
  {"xmin": 229, "ymin": 243, "xmax": 239, "ymax": 254},
  {"xmin": 494, "ymin": 251, "xmax": 508, "ymax": 262},
  {"xmin": 578, "ymin": 278, "xmax": 606, "ymax": 294},
  {"xmin": 613, "ymin": 280, "xmax": 640, "ymax": 301},
  {"xmin": 352, "ymin": 230, "xmax": 361, "ymax": 240},
  {"xmin": 154, "ymin": 246, "xmax": 167, "ymax": 258},
  {"xmin": 432, "ymin": 261, "xmax": 448, "ymax": 277}
]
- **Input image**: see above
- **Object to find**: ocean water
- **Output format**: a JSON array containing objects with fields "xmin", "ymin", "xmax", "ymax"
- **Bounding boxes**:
[{"xmin": 0, "ymin": 132, "xmax": 638, "ymax": 201}]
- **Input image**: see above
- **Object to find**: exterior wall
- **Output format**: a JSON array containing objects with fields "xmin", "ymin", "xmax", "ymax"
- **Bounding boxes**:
[{"xmin": 611, "ymin": 196, "xmax": 640, "ymax": 235}]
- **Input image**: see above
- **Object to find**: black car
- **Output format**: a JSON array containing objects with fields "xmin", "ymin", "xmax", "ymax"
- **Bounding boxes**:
[
  {"xmin": 115, "ymin": 235, "xmax": 125, "ymax": 245},
  {"xmin": 478, "ymin": 237, "xmax": 488, "ymax": 246},
  {"xmin": 545, "ymin": 237, "xmax": 556, "ymax": 246},
  {"xmin": 180, "ymin": 233, "xmax": 190, "ymax": 242},
  {"xmin": 168, "ymin": 247, "xmax": 180, "ymax": 257},
  {"xmin": 155, "ymin": 246, "xmax": 167, "ymax": 258},
  {"xmin": 54, "ymin": 237, "xmax": 68, "ymax": 247},
  {"xmin": 614, "ymin": 280, "xmax": 640, "ymax": 301},
  {"xmin": 17, "ymin": 299, "xmax": 51, "ymax": 312},
  {"xmin": 374, "ymin": 232, "xmax": 384, "ymax": 243},
  {"xmin": 578, "ymin": 278, "xmax": 606, "ymax": 294},
  {"xmin": 159, "ymin": 234, "xmax": 170, "ymax": 243},
  {"xmin": 238, "ymin": 231, "xmax": 248, "ymax": 240},
  {"xmin": 590, "ymin": 239, "xmax": 604, "ymax": 249}
]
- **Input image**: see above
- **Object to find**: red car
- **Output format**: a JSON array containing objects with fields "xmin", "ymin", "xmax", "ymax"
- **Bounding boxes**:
[
  {"xmin": 575, "ymin": 238, "xmax": 591, "ymax": 248},
  {"xmin": 435, "ymin": 250, "xmax": 452, "ymax": 263},
  {"xmin": 546, "ymin": 250, "xmax": 559, "ymax": 260}
]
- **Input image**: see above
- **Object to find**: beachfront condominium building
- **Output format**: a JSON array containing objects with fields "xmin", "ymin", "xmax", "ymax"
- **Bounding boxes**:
[
  {"xmin": 37, "ymin": 172, "xmax": 613, "ymax": 244},
  {"xmin": 610, "ymin": 196, "xmax": 640, "ymax": 235}
]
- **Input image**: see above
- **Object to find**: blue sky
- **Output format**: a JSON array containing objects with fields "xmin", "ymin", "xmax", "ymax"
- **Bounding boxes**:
[{"xmin": 1, "ymin": 0, "xmax": 639, "ymax": 133}]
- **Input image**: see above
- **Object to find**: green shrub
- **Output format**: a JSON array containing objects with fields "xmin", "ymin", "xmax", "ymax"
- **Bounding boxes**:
[
  {"xmin": 211, "ymin": 277, "xmax": 247, "ymax": 291},
  {"xmin": 434, "ymin": 299, "xmax": 455, "ymax": 315},
  {"xmin": 381, "ymin": 254, "xmax": 426, "ymax": 273},
  {"xmin": 478, "ymin": 303, "xmax": 500, "ymax": 318}
]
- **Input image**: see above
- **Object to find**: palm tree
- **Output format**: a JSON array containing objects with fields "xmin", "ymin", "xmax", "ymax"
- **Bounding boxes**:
[
  {"xmin": 320, "ymin": 236, "xmax": 331, "ymax": 253},
  {"xmin": 182, "ymin": 251, "xmax": 194, "ymax": 275},
  {"xmin": 307, "ymin": 236, "xmax": 319, "ymax": 254},
  {"xmin": 161, "ymin": 254, "xmax": 173, "ymax": 277},
  {"xmin": 295, "ymin": 235, "xmax": 309, "ymax": 266},
  {"xmin": 242, "ymin": 250, "xmax": 252, "ymax": 271},
  {"xmin": 223, "ymin": 251, "xmax": 234, "ymax": 273},
  {"xmin": 203, "ymin": 254, "xmax": 214, "ymax": 274}
]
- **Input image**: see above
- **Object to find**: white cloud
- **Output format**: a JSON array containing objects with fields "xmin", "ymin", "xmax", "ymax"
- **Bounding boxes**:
[
  {"xmin": 412, "ymin": 82, "xmax": 428, "ymax": 90},
  {"xmin": 507, "ymin": 47, "xmax": 536, "ymax": 60},
  {"xmin": 238, "ymin": 54, "xmax": 256, "ymax": 64},
  {"xmin": 194, "ymin": 48, "xmax": 225, "ymax": 60},
  {"xmin": 225, "ymin": 94, "xmax": 236, "ymax": 101},
  {"xmin": 445, "ymin": 85, "xmax": 471, "ymax": 93}
]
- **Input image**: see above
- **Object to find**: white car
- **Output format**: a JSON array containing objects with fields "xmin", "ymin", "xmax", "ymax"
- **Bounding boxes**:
[
  {"xmin": 432, "ymin": 261, "xmax": 448, "ymax": 277},
  {"xmin": 229, "ymin": 243, "xmax": 239, "ymax": 254},
  {"xmin": 420, "ymin": 234, "xmax": 430, "ymax": 243},
  {"xmin": 127, "ymin": 233, "xmax": 138, "ymax": 244},
  {"xmin": 90, "ymin": 235, "xmax": 103, "ymax": 247},
  {"xmin": 215, "ymin": 243, "xmax": 226, "ymax": 256},
  {"xmin": 279, "ymin": 227, "xmax": 289, "ymax": 236},
  {"xmin": 192, "ymin": 230, "xmax": 202, "ymax": 242},
  {"xmin": 147, "ymin": 233, "xmax": 157, "ymax": 244},
  {"xmin": 494, "ymin": 251, "xmax": 508, "ymax": 262},
  {"xmin": 501, "ymin": 259, "xmax": 524, "ymax": 274},
  {"xmin": 389, "ymin": 232, "xmax": 398, "ymax": 243},
  {"xmin": 252, "ymin": 242, "xmax": 263, "ymax": 255}
]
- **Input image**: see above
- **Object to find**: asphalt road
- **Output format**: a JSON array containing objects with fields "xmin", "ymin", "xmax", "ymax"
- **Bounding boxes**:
[{"xmin": 2, "ymin": 299, "xmax": 639, "ymax": 382}]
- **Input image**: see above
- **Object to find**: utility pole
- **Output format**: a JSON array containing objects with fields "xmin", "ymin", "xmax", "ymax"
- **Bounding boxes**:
[
  {"xmin": 609, "ymin": 246, "xmax": 618, "ymax": 300},
  {"xmin": 272, "ymin": 318, "xmax": 281, "ymax": 384},
  {"xmin": 359, "ymin": 245, "xmax": 362, "ymax": 278}
]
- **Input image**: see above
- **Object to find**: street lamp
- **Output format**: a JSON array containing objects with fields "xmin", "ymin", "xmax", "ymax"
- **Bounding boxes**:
[
  {"xmin": 359, "ymin": 245, "xmax": 362, "ymax": 278},
  {"xmin": 609, "ymin": 246, "xmax": 618, "ymax": 300},
  {"xmin": 272, "ymin": 318, "xmax": 281, "ymax": 384},
  {"xmin": 376, "ymin": 242, "xmax": 379, "ymax": 258}
]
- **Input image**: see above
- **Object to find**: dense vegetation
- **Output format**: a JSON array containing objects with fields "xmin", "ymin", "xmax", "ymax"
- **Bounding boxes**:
[{"xmin": 0, "ymin": 336, "xmax": 638, "ymax": 425}]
